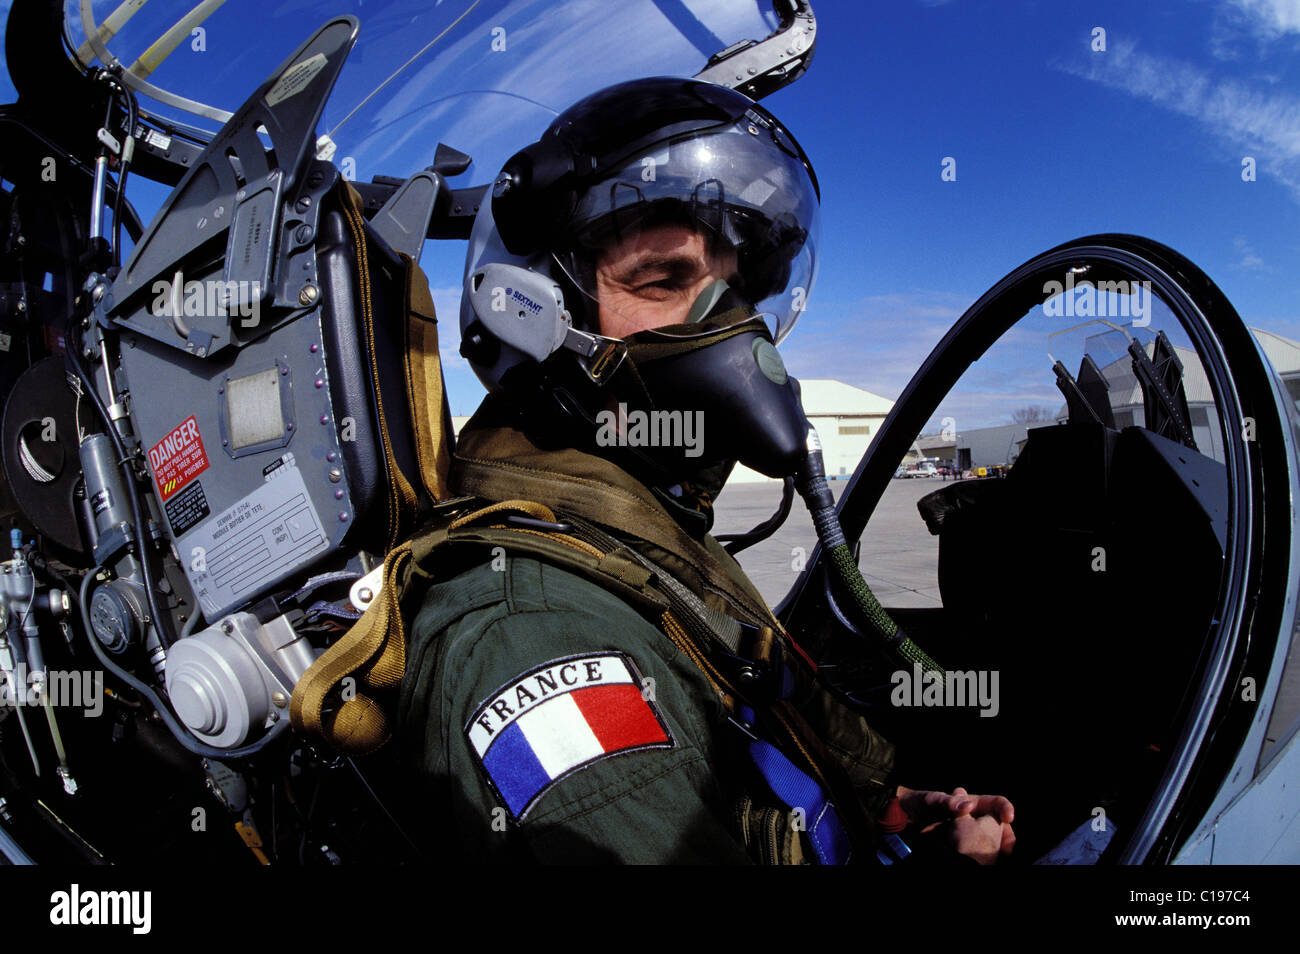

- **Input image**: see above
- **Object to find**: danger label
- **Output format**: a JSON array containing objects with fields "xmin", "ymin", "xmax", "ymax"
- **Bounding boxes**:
[{"xmin": 148, "ymin": 415, "xmax": 211, "ymax": 502}]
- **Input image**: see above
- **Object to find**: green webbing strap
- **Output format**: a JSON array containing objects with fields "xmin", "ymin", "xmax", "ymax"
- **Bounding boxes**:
[
  {"xmin": 423, "ymin": 525, "xmax": 670, "ymax": 620},
  {"xmin": 451, "ymin": 440, "xmax": 775, "ymax": 629},
  {"xmin": 558, "ymin": 515, "xmax": 746, "ymax": 654}
]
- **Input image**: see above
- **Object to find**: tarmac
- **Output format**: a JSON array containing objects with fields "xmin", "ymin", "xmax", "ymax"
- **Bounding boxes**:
[{"xmin": 712, "ymin": 475, "xmax": 945, "ymax": 609}]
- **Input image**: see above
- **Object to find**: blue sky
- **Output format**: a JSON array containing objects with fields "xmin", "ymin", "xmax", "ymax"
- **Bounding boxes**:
[
  {"xmin": 757, "ymin": 0, "xmax": 1300, "ymax": 429},
  {"xmin": 4, "ymin": 0, "xmax": 1298, "ymax": 430}
]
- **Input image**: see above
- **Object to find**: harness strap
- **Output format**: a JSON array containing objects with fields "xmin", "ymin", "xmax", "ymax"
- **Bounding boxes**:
[
  {"xmin": 290, "ymin": 499, "xmax": 667, "ymax": 754},
  {"xmin": 739, "ymin": 704, "xmax": 852, "ymax": 865},
  {"xmin": 553, "ymin": 513, "xmax": 879, "ymax": 862},
  {"xmin": 448, "ymin": 499, "xmax": 555, "ymax": 530},
  {"xmin": 289, "ymin": 539, "xmax": 414, "ymax": 753},
  {"xmin": 337, "ymin": 184, "xmax": 420, "ymax": 552},
  {"xmin": 400, "ymin": 247, "xmax": 453, "ymax": 504},
  {"xmin": 289, "ymin": 497, "xmax": 881, "ymax": 863},
  {"xmin": 289, "ymin": 184, "xmax": 455, "ymax": 752}
]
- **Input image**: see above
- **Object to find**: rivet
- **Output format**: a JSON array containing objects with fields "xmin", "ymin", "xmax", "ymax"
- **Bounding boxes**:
[
  {"xmin": 309, "ymin": 343, "xmax": 318, "ymax": 353},
  {"xmin": 320, "ymin": 415, "xmax": 329, "ymax": 425},
  {"xmin": 315, "ymin": 378, "xmax": 323, "ymax": 388},
  {"xmin": 334, "ymin": 489, "xmax": 344, "ymax": 499},
  {"xmin": 338, "ymin": 512, "xmax": 349, "ymax": 522}
]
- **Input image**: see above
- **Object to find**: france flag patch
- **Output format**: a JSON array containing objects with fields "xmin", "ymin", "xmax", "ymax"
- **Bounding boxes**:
[{"xmin": 466, "ymin": 652, "xmax": 674, "ymax": 820}]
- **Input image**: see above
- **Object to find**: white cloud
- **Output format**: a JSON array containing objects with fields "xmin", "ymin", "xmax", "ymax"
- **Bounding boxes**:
[
  {"xmin": 1231, "ymin": 234, "xmax": 1268, "ymax": 269},
  {"xmin": 1230, "ymin": 0, "xmax": 1300, "ymax": 38},
  {"xmin": 1060, "ymin": 38, "xmax": 1300, "ymax": 201},
  {"xmin": 1211, "ymin": 0, "xmax": 1300, "ymax": 59}
]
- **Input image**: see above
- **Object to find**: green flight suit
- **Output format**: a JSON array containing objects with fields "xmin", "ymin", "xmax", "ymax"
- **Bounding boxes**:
[
  {"xmin": 398, "ymin": 552, "xmax": 758, "ymax": 863},
  {"xmin": 396, "ymin": 398, "xmax": 897, "ymax": 863}
]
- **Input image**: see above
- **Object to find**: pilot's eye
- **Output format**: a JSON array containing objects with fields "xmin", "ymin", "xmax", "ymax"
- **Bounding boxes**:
[{"xmin": 633, "ymin": 276, "xmax": 690, "ymax": 299}]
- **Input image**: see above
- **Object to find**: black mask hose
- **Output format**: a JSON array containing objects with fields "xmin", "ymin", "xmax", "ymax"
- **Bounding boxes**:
[
  {"xmin": 793, "ymin": 429, "xmax": 944, "ymax": 675},
  {"xmin": 716, "ymin": 476, "xmax": 794, "ymax": 555}
]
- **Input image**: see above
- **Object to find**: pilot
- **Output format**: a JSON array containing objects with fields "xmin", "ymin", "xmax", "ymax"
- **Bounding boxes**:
[{"xmin": 396, "ymin": 77, "xmax": 1015, "ymax": 863}]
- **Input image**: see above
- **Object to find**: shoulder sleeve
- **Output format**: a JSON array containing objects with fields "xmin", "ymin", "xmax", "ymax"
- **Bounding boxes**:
[{"xmin": 400, "ymin": 556, "xmax": 753, "ymax": 864}]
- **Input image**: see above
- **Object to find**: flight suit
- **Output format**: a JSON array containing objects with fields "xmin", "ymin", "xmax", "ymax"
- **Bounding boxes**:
[{"xmin": 395, "ymin": 396, "xmax": 898, "ymax": 863}]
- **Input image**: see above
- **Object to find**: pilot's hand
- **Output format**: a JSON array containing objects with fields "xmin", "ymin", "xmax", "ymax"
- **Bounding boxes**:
[
  {"xmin": 944, "ymin": 812, "xmax": 1014, "ymax": 865},
  {"xmin": 896, "ymin": 784, "xmax": 1014, "ymax": 825},
  {"xmin": 895, "ymin": 784, "xmax": 1016, "ymax": 864}
]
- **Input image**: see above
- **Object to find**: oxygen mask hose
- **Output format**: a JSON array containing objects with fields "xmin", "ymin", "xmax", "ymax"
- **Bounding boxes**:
[{"xmin": 792, "ymin": 429, "xmax": 945, "ymax": 676}]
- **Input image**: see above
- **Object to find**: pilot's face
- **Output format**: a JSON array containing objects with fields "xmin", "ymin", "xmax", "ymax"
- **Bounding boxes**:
[{"xmin": 593, "ymin": 223, "xmax": 738, "ymax": 339}]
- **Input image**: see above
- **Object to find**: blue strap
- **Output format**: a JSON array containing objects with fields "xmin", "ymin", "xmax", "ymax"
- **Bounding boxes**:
[{"xmin": 738, "ymin": 706, "xmax": 852, "ymax": 865}]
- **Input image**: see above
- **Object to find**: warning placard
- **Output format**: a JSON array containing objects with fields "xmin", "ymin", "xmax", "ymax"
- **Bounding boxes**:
[{"xmin": 148, "ymin": 415, "xmax": 211, "ymax": 502}]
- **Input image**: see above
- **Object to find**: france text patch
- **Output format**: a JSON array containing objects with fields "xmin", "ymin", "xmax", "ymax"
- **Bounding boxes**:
[{"xmin": 466, "ymin": 653, "xmax": 674, "ymax": 820}]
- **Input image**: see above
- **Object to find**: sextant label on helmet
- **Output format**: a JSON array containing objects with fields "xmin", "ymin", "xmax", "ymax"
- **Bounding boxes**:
[{"xmin": 178, "ymin": 463, "xmax": 328, "ymax": 618}]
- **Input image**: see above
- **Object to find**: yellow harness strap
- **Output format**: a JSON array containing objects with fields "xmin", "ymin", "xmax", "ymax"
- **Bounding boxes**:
[
  {"xmin": 290, "ymin": 182, "xmax": 457, "ymax": 752},
  {"xmin": 290, "ymin": 500, "xmax": 616, "ymax": 755},
  {"xmin": 401, "ymin": 249, "xmax": 453, "ymax": 504},
  {"xmin": 289, "ymin": 539, "xmax": 414, "ymax": 753},
  {"xmin": 336, "ymin": 184, "xmax": 418, "ymax": 551}
]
